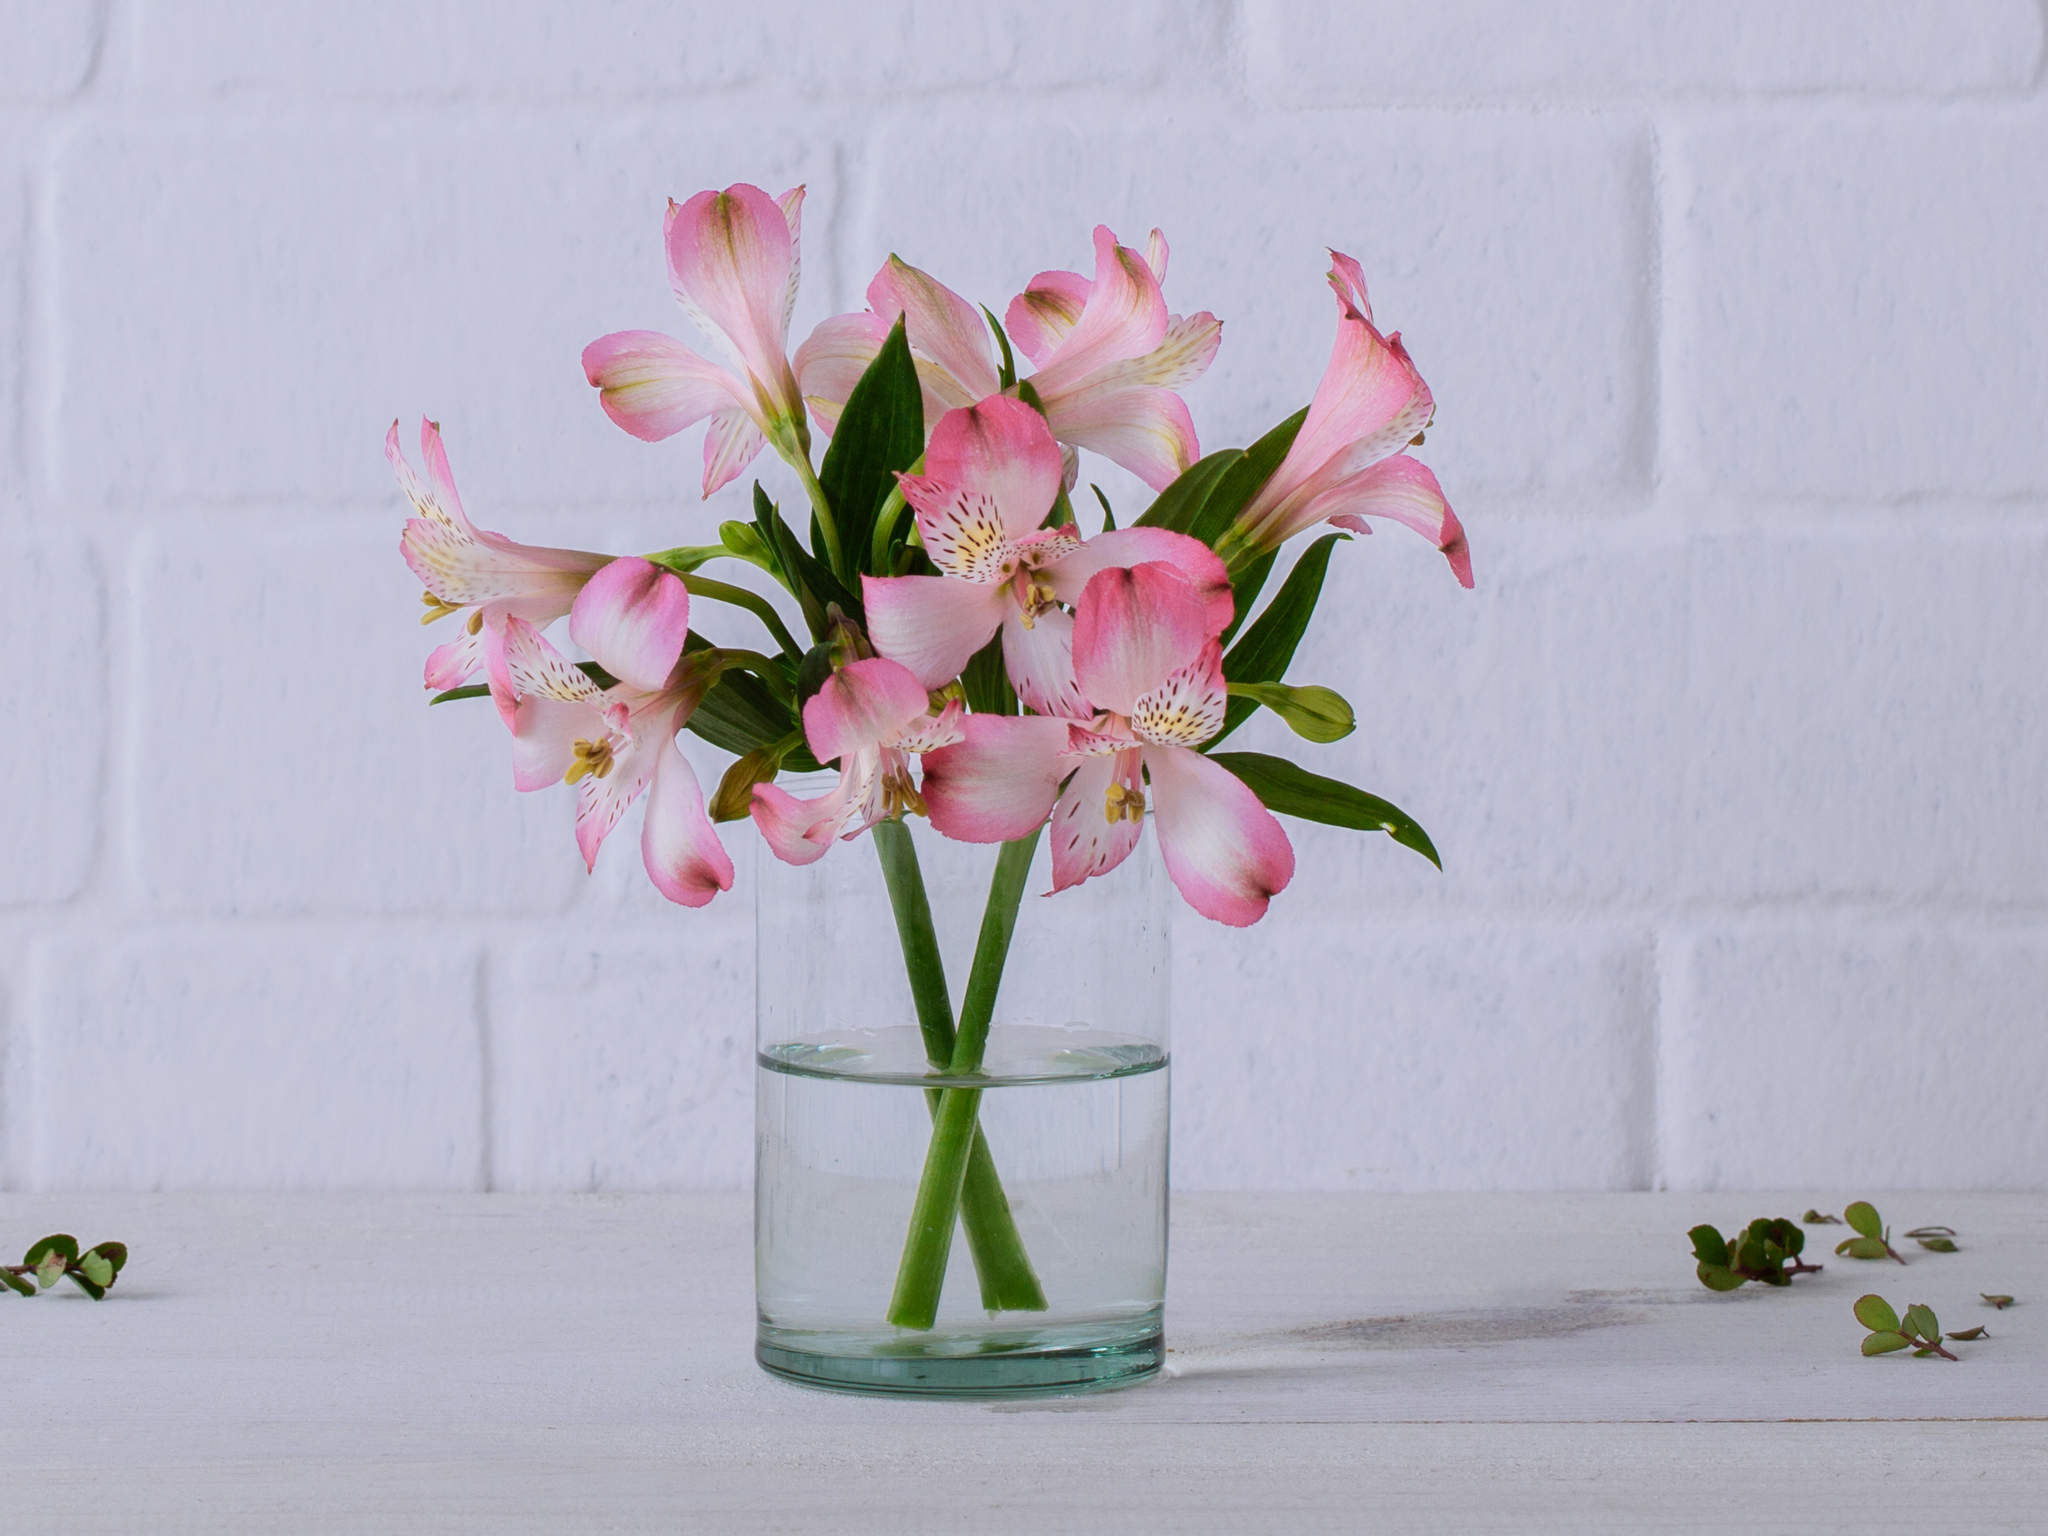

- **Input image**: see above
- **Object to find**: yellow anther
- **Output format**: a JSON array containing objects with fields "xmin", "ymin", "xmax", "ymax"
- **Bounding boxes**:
[
  {"xmin": 1103, "ymin": 780, "xmax": 1146, "ymax": 825},
  {"xmin": 883, "ymin": 769, "xmax": 928, "ymax": 820},
  {"xmin": 466, "ymin": 609, "xmax": 485, "ymax": 635},
  {"xmin": 419, "ymin": 591, "xmax": 462, "ymax": 625},
  {"xmin": 563, "ymin": 738, "xmax": 615, "ymax": 786}
]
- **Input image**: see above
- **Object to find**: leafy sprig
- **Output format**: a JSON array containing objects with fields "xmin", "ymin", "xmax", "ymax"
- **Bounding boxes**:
[
  {"xmin": 1, "ymin": 1235, "xmax": 129, "ymax": 1300},
  {"xmin": 1904, "ymin": 1225, "xmax": 1959, "ymax": 1253},
  {"xmin": 1835, "ymin": 1201, "xmax": 1907, "ymax": 1264},
  {"xmin": 1690, "ymin": 1218, "xmax": 1822, "ymax": 1290},
  {"xmin": 1855, "ymin": 1295, "xmax": 1963, "ymax": 1360}
]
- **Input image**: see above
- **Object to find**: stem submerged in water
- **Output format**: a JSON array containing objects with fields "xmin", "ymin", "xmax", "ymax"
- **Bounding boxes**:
[
  {"xmin": 870, "ymin": 820, "xmax": 1046, "ymax": 1318},
  {"xmin": 886, "ymin": 830, "xmax": 1043, "ymax": 1331}
]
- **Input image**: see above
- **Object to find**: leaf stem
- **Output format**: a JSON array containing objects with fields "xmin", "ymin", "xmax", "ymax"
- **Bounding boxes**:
[
  {"xmin": 668, "ymin": 571, "xmax": 804, "ymax": 660},
  {"xmin": 868, "ymin": 452, "xmax": 925, "ymax": 572},
  {"xmin": 871, "ymin": 820, "xmax": 1047, "ymax": 1317},
  {"xmin": 789, "ymin": 454, "xmax": 846, "ymax": 583},
  {"xmin": 886, "ymin": 830, "xmax": 1043, "ymax": 1330}
]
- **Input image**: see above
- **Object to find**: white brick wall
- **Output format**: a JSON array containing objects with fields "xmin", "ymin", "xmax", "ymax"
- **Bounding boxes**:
[{"xmin": 2, "ymin": 1, "xmax": 2042, "ymax": 1192}]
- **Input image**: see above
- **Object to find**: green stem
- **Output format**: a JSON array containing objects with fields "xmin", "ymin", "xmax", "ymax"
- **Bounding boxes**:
[
  {"xmin": 674, "ymin": 572, "xmax": 804, "ymax": 661},
  {"xmin": 868, "ymin": 452, "xmax": 926, "ymax": 572},
  {"xmin": 789, "ymin": 455, "xmax": 847, "ymax": 583},
  {"xmin": 870, "ymin": 821, "xmax": 1047, "ymax": 1317},
  {"xmin": 886, "ymin": 830, "xmax": 1043, "ymax": 1330}
]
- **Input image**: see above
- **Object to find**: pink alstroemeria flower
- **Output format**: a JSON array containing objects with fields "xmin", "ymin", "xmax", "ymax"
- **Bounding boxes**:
[
  {"xmin": 497, "ymin": 602, "xmax": 733, "ymax": 907},
  {"xmin": 794, "ymin": 227, "xmax": 1218, "ymax": 491},
  {"xmin": 923, "ymin": 563, "xmax": 1295, "ymax": 927},
  {"xmin": 1229, "ymin": 252, "xmax": 1471, "ymax": 587},
  {"xmin": 392, "ymin": 417, "xmax": 609, "ymax": 715},
  {"xmin": 861, "ymin": 397, "xmax": 1231, "ymax": 717},
  {"xmin": 750, "ymin": 657, "xmax": 965, "ymax": 866},
  {"xmin": 582, "ymin": 183, "xmax": 810, "ymax": 497}
]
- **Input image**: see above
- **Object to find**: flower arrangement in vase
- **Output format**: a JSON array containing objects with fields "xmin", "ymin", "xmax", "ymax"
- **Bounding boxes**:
[{"xmin": 395, "ymin": 182, "xmax": 1468, "ymax": 1394}]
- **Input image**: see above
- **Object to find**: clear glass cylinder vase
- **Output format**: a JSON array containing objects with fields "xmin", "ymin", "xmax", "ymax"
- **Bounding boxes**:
[{"xmin": 754, "ymin": 796, "xmax": 1171, "ymax": 1396}]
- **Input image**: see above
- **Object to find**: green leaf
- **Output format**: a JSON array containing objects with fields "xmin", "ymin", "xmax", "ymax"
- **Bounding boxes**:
[
  {"xmin": 1189, "ymin": 408, "xmax": 1308, "ymax": 549},
  {"xmin": 1, "ymin": 1269, "xmax": 34, "ymax": 1297},
  {"xmin": 1734, "ymin": 1231, "xmax": 1770, "ymax": 1275},
  {"xmin": 816, "ymin": 316, "xmax": 923, "ymax": 576},
  {"xmin": 25, "ymin": 1234, "xmax": 78, "ymax": 1268},
  {"xmin": 961, "ymin": 633, "xmax": 1018, "ymax": 716},
  {"xmin": 1091, "ymin": 483, "xmax": 1116, "ymax": 532},
  {"xmin": 641, "ymin": 543, "xmax": 729, "ymax": 575},
  {"xmin": 1902, "ymin": 1303, "xmax": 1940, "ymax": 1342},
  {"xmin": 1227, "ymin": 681, "xmax": 1355, "ymax": 743},
  {"xmin": 1802, "ymin": 1209, "xmax": 1842, "ymax": 1224},
  {"xmin": 65, "ymin": 1270, "xmax": 105, "ymax": 1301},
  {"xmin": 87, "ymin": 1242, "xmax": 128, "ymax": 1278},
  {"xmin": 1688, "ymin": 1224, "xmax": 1731, "ymax": 1269},
  {"xmin": 1133, "ymin": 448, "xmax": 1243, "ymax": 534},
  {"xmin": 1837, "ymin": 1236, "xmax": 1892, "ymax": 1260},
  {"xmin": 1915, "ymin": 1236, "xmax": 1959, "ymax": 1253},
  {"xmin": 1983, "ymin": 1294, "xmax": 2014, "ymax": 1309},
  {"xmin": 426, "ymin": 683, "xmax": 490, "ymax": 706},
  {"xmin": 1696, "ymin": 1262, "xmax": 1745, "ymax": 1292},
  {"xmin": 1854, "ymin": 1294, "xmax": 1900, "ymax": 1334},
  {"xmin": 687, "ymin": 661, "xmax": 799, "ymax": 759},
  {"xmin": 34, "ymin": 1253, "xmax": 65, "ymax": 1290},
  {"xmin": 1208, "ymin": 752, "xmax": 1442, "ymax": 869},
  {"xmin": 1771, "ymin": 1220, "xmax": 1806, "ymax": 1258},
  {"xmin": 1215, "ymin": 532, "xmax": 1345, "ymax": 742},
  {"xmin": 1862, "ymin": 1331, "xmax": 1911, "ymax": 1356},
  {"xmin": 982, "ymin": 304, "xmax": 1017, "ymax": 390},
  {"xmin": 1844, "ymin": 1201, "xmax": 1883, "ymax": 1240},
  {"xmin": 1948, "ymin": 1325, "xmax": 1988, "ymax": 1341},
  {"xmin": 754, "ymin": 483, "xmax": 856, "ymax": 628},
  {"xmin": 78, "ymin": 1251, "xmax": 115, "ymax": 1288}
]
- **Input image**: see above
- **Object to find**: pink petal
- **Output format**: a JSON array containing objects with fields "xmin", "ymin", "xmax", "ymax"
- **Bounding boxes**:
[
  {"xmin": 803, "ymin": 657, "xmax": 933, "ymax": 765},
  {"xmin": 581, "ymin": 330, "xmax": 739, "ymax": 443},
  {"xmin": 867, "ymin": 255, "xmax": 1000, "ymax": 406},
  {"xmin": 750, "ymin": 765, "xmax": 860, "ymax": 866},
  {"xmin": 478, "ymin": 609, "xmax": 520, "ymax": 727},
  {"xmin": 1326, "ymin": 249, "xmax": 1374, "ymax": 324},
  {"xmin": 1043, "ymin": 527, "xmax": 1233, "ymax": 638},
  {"xmin": 665, "ymin": 184, "xmax": 795, "ymax": 397},
  {"xmin": 1144, "ymin": 228, "xmax": 1170, "ymax": 285},
  {"xmin": 792, "ymin": 311, "xmax": 888, "ymax": 432},
  {"xmin": 569, "ymin": 556, "xmax": 691, "ymax": 693},
  {"xmin": 417, "ymin": 418, "xmax": 469, "ymax": 525},
  {"xmin": 1309, "ymin": 454, "xmax": 1473, "ymax": 589},
  {"xmin": 422, "ymin": 625, "xmax": 484, "ymax": 693},
  {"xmin": 1143, "ymin": 744, "xmax": 1295, "ymax": 927},
  {"xmin": 509, "ymin": 695, "xmax": 596, "ymax": 792},
  {"xmin": 861, "ymin": 573, "xmax": 1008, "ymax": 689},
  {"xmin": 641, "ymin": 730, "xmax": 735, "ymax": 906},
  {"xmin": 1101, "ymin": 310, "xmax": 1221, "ymax": 392},
  {"xmin": 498, "ymin": 615, "xmax": 606, "ymax": 704},
  {"xmin": 920, "ymin": 714, "xmax": 1072, "ymax": 844},
  {"xmin": 889, "ymin": 697, "xmax": 966, "ymax": 755},
  {"xmin": 1071, "ymin": 562, "xmax": 1213, "ymax": 717},
  {"xmin": 1003, "ymin": 268, "xmax": 1089, "ymax": 369},
  {"xmin": 701, "ymin": 407, "xmax": 766, "ymax": 497},
  {"xmin": 775, "ymin": 185, "xmax": 806, "ymax": 334},
  {"xmin": 1130, "ymin": 639, "xmax": 1227, "ymax": 747},
  {"xmin": 1027, "ymin": 227, "xmax": 1169, "ymax": 396},
  {"xmin": 902, "ymin": 398, "xmax": 1065, "ymax": 562},
  {"xmin": 1040, "ymin": 381, "xmax": 1200, "ymax": 492},
  {"xmin": 573, "ymin": 726, "xmax": 660, "ymax": 873},
  {"xmin": 1048, "ymin": 751, "xmax": 1144, "ymax": 894},
  {"xmin": 999, "ymin": 606, "xmax": 1090, "ymax": 719}
]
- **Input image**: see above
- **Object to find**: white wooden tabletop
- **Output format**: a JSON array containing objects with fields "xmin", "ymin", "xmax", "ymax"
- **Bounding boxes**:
[{"xmin": 3, "ymin": 1192, "xmax": 2042, "ymax": 1533}]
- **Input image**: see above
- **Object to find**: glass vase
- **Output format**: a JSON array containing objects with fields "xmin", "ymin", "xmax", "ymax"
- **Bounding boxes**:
[{"xmin": 753, "ymin": 799, "xmax": 1171, "ymax": 1396}]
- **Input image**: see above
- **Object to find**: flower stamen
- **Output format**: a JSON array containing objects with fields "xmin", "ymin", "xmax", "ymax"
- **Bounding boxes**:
[
  {"xmin": 564, "ymin": 737, "xmax": 616, "ymax": 785},
  {"xmin": 1103, "ymin": 779, "xmax": 1146, "ymax": 824},
  {"xmin": 419, "ymin": 591, "xmax": 463, "ymax": 625}
]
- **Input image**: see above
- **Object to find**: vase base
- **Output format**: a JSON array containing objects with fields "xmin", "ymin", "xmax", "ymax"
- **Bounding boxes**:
[{"xmin": 756, "ymin": 1324, "xmax": 1164, "ymax": 1398}]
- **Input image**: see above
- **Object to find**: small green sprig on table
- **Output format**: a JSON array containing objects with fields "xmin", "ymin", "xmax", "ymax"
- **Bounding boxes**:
[
  {"xmin": 1833, "ymin": 1201, "xmax": 1909, "ymax": 1263},
  {"xmin": 1689, "ymin": 1218, "xmax": 1822, "ymax": 1290},
  {"xmin": 1, "ymin": 1235, "xmax": 129, "ymax": 1300},
  {"xmin": 1854, "ymin": 1295, "xmax": 1988, "ymax": 1359}
]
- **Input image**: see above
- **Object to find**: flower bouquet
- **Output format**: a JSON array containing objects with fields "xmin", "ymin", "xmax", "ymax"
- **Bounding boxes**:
[{"xmin": 395, "ymin": 183, "xmax": 1468, "ymax": 1394}]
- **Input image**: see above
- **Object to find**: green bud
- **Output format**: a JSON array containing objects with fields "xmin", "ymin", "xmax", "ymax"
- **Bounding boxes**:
[
  {"xmin": 1226, "ymin": 681, "xmax": 1356, "ymax": 743},
  {"xmin": 709, "ymin": 746, "xmax": 785, "ymax": 823}
]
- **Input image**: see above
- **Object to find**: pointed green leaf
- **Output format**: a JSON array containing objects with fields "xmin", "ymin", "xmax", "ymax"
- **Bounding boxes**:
[
  {"xmin": 1837, "ymin": 1236, "xmax": 1891, "ymax": 1260},
  {"xmin": 1903, "ymin": 1226, "xmax": 1957, "ymax": 1239},
  {"xmin": 1844, "ymin": 1201, "xmax": 1883, "ymax": 1240},
  {"xmin": 982, "ymin": 304, "xmax": 1017, "ymax": 389},
  {"xmin": 1862, "ymin": 1331, "xmax": 1911, "ymax": 1356},
  {"xmin": 1090, "ymin": 483, "xmax": 1116, "ymax": 532},
  {"xmin": 1915, "ymin": 1235, "xmax": 1959, "ymax": 1253},
  {"xmin": 1189, "ymin": 408, "xmax": 1308, "ymax": 549},
  {"xmin": 1689, "ymin": 1224, "xmax": 1731, "ymax": 1269},
  {"xmin": 1854, "ymin": 1294, "xmax": 1900, "ymax": 1334},
  {"xmin": 1207, "ymin": 752, "xmax": 1442, "ymax": 869},
  {"xmin": 1948, "ymin": 1325, "xmax": 1988, "ymax": 1341},
  {"xmin": 754, "ymin": 483, "xmax": 855, "ymax": 626},
  {"xmin": 1983, "ymin": 1294, "xmax": 2014, "ymax": 1309},
  {"xmin": 1696, "ymin": 1262, "xmax": 1745, "ymax": 1292},
  {"xmin": 1903, "ymin": 1303, "xmax": 1940, "ymax": 1342},
  {"xmin": 1133, "ymin": 448, "xmax": 1243, "ymax": 534},
  {"xmin": 816, "ymin": 317, "xmax": 923, "ymax": 575},
  {"xmin": 1, "ymin": 1270, "xmax": 34, "ymax": 1297},
  {"xmin": 1214, "ymin": 532, "xmax": 1346, "ymax": 742}
]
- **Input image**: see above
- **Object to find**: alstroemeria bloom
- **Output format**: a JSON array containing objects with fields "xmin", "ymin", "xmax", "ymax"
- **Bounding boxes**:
[
  {"xmin": 794, "ymin": 227, "xmax": 1218, "ymax": 490},
  {"xmin": 861, "ymin": 397, "xmax": 1231, "ymax": 717},
  {"xmin": 582, "ymin": 183, "xmax": 809, "ymax": 497},
  {"xmin": 392, "ymin": 417, "xmax": 609, "ymax": 715},
  {"xmin": 922, "ymin": 563, "xmax": 1295, "ymax": 927},
  {"xmin": 497, "ymin": 598, "xmax": 733, "ymax": 907},
  {"xmin": 750, "ymin": 657, "xmax": 965, "ymax": 866},
  {"xmin": 1227, "ymin": 252, "xmax": 1470, "ymax": 587}
]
